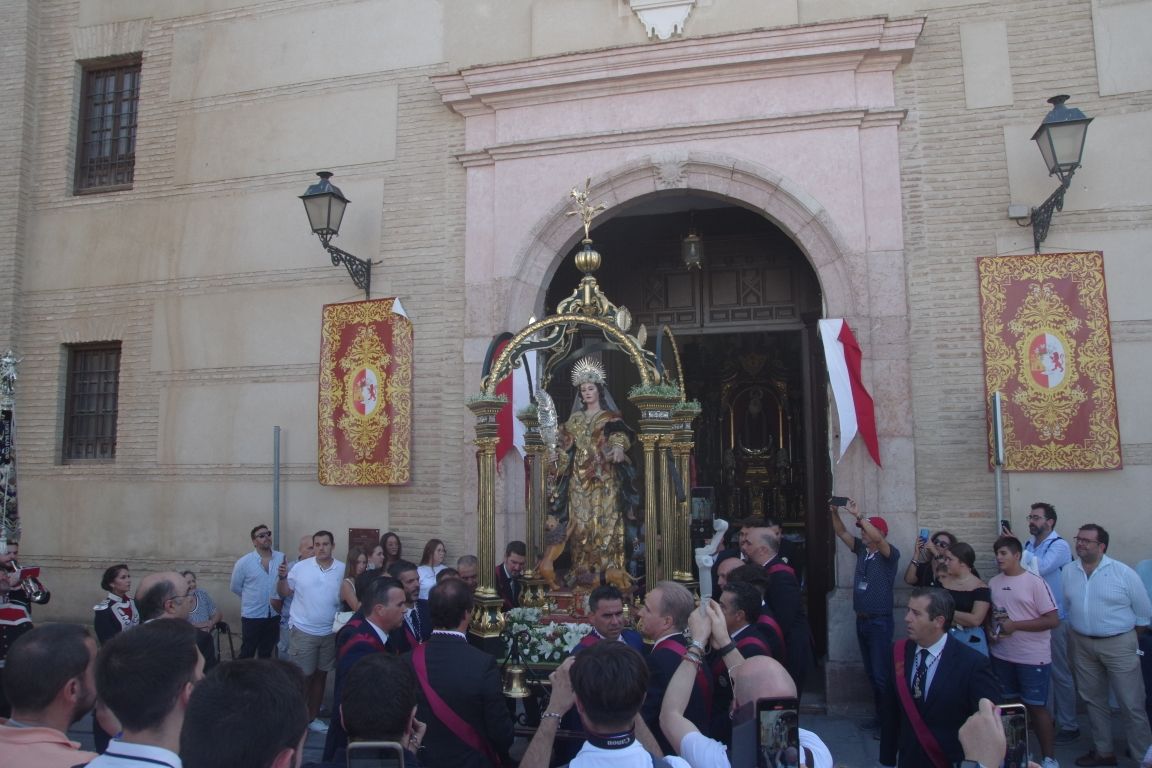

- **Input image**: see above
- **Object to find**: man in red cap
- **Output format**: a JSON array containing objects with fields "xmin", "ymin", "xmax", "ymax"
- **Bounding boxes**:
[{"xmin": 831, "ymin": 497, "xmax": 901, "ymax": 736}]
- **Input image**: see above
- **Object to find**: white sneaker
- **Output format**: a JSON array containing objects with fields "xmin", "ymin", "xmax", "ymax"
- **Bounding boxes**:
[
  {"xmin": 1041, "ymin": 757, "xmax": 1059, "ymax": 768},
  {"xmin": 308, "ymin": 718, "xmax": 329, "ymax": 733}
]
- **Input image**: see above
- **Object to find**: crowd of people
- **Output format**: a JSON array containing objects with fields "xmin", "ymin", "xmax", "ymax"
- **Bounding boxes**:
[
  {"xmin": 828, "ymin": 498, "xmax": 1152, "ymax": 768},
  {"xmin": 0, "ymin": 500, "xmax": 1149, "ymax": 768}
]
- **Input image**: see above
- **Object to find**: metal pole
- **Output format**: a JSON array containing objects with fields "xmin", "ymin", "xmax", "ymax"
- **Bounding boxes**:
[
  {"xmin": 991, "ymin": 393, "xmax": 1005, "ymax": 532},
  {"xmin": 272, "ymin": 426, "xmax": 281, "ymax": 552}
]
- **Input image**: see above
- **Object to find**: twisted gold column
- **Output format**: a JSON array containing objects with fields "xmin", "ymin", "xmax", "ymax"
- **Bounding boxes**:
[{"xmin": 467, "ymin": 399, "xmax": 507, "ymax": 640}]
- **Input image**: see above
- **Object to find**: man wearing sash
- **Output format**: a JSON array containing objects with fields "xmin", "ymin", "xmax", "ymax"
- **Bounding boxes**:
[
  {"xmin": 880, "ymin": 587, "xmax": 1000, "ymax": 768},
  {"xmin": 571, "ymin": 585, "xmax": 646, "ymax": 654},
  {"xmin": 637, "ymin": 581, "xmax": 712, "ymax": 755},
  {"xmin": 414, "ymin": 578, "xmax": 513, "ymax": 768},
  {"xmin": 741, "ymin": 523, "xmax": 812, "ymax": 694}
]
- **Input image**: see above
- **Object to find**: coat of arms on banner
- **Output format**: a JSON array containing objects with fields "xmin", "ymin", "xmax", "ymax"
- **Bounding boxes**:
[
  {"xmin": 318, "ymin": 298, "xmax": 412, "ymax": 485},
  {"xmin": 977, "ymin": 252, "xmax": 1121, "ymax": 471}
]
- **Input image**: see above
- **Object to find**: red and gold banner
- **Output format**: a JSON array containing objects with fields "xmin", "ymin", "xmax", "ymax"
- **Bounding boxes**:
[
  {"xmin": 977, "ymin": 252, "xmax": 1121, "ymax": 471},
  {"xmin": 318, "ymin": 298, "xmax": 412, "ymax": 485}
]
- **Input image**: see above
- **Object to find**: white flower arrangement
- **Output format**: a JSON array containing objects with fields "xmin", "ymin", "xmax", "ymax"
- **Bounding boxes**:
[{"xmin": 504, "ymin": 607, "xmax": 595, "ymax": 664}]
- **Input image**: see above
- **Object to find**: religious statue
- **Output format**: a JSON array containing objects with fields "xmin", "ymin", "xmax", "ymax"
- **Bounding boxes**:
[{"xmin": 537, "ymin": 358, "xmax": 639, "ymax": 593}]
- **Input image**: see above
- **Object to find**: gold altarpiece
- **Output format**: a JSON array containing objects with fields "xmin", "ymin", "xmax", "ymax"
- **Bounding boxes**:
[{"xmin": 465, "ymin": 183, "xmax": 700, "ymax": 640}]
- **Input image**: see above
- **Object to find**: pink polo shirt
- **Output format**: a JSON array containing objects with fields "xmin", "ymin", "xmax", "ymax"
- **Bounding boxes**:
[
  {"xmin": 0, "ymin": 720, "xmax": 97, "ymax": 767},
  {"xmin": 988, "ymin": 570, "xmax": 1058, "ymax": 665}
]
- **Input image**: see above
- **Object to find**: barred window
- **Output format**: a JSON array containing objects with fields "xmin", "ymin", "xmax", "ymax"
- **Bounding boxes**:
[
  {"xmin": 75, "ymin": 57, "xmax": 141, "ymax": 193},
  {"xmin": 63, "ymin": 343, "xmax": 121, "ymax": 462}
]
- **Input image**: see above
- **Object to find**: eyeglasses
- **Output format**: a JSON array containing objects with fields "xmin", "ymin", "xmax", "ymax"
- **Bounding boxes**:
[
  {"xmin": 254, "ymin": 531, "xmax": 272, "ymax": 538},
  {"xmin": 1073, "ymin": 537, "xmax": 1100, "ymax": 545},
  {"xmin": 1026, "ymin": 514, "xmax": 1045, "ymax": 521},
  {"xmin": 931, "ymin": 539, "xmax": 950, "ymax": 548}
]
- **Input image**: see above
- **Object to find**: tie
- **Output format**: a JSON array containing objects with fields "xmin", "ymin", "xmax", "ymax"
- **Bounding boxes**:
[
  {"xmin": 408, "ymin": 608, "xmax": 421, "ymax": 642},
  {"xmin": 913, "ymin": 648, "xmax": 929, "ymax": 700}
]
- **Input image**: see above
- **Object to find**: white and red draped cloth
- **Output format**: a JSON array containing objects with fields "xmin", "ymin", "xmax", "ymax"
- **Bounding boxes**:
[{"xmin": 818, "ymin": 319, "xmax": 881, "ymax": 467}]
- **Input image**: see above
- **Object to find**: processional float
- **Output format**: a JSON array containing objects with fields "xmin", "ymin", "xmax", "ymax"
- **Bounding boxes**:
[
  {"xmin": 1, "ymin": 350, "xmax": 50, "ymax": 605},
  {"xmin": 464, "ymin": 182, "xmax": 703, "ymax": 642}
]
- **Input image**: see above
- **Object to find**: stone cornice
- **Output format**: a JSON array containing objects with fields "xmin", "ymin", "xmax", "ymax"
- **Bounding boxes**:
[
  {"xmin": 454, "ymin": 108, "xmax": 907, "ymax": 167},
  {"xmin": 433, "ymin": 16, "xmax": 925, "ymax": 115}
]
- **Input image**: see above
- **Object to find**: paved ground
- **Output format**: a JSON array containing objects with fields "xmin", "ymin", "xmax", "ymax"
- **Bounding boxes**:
[{"xmin": 69, "ymin": 709, "xmax": 1145, "ymax": 766}]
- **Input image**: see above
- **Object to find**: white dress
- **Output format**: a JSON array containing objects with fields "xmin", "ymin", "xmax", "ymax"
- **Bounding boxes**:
[{"xmin": 416, "ymin": 563, "xmax": 446, "ymax": 600}]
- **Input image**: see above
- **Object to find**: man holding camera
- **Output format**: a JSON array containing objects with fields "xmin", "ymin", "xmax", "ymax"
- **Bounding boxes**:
[{"xmin": 830, "ymin": 497, "xmax": 900, "ymax": 734}]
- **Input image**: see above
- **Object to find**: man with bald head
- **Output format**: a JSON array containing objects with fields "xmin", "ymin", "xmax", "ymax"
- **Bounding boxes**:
[
  {"xmin": 135, "ymin": 570, "xmax": 217, "ymax": 671},
  {"xmin": 136, "ymin": 572, "xmax": 196, "ymax": 623},
  {"xmin": 636, "ymin": 580, "xmax": 712, "ymax": 754},
  {"xmin": 661, "ymin": 599, "xmax": 833, "ymax": 768},
  {"xmin": 740, "ymin": 523, "xmax": 812, "ymax": 694}
]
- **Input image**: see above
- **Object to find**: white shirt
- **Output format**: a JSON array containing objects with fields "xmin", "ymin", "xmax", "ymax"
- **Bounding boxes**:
[
  {"xmin": 417, "ymin": 564, "xmax": 446, "ymax": 600},
  {"xmin": 87, "ymin": 740, "xmax": 181, "ymax": 767},
  {"xmin": 912, "ymin": 633, "xmax": 949, "ymax": 698},
  {"xmin": 678, "ymin": 729, "xmax": 832, "ymax": 768},
  {"xmin": 286, "ymin": 556, "xmax": 344, "ymax": 637},
  {"xmin": 1062, "ymin": 554, "xmax": 1152, "ymax": 637},
  {"xmin": 572, "ymin": 737, "xmax": 690, "ymax": 768}
]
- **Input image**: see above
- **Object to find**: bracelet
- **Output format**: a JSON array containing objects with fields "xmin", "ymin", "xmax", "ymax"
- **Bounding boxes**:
[
  {"xmin": 541, "ymin": 711, "xmax": 564, "ymax": 720},
  {"xmin": 681, "ymin": 653, "xmax": 703, "ymax": 666},
  {"xmin": 688, "ymin": 639, "xmax": 706, "ymax": 652},
  {"xmin": 715, "ymin": 641, "xmax": 737, "ymax": 657},
  {"xmin": 910, "ymin": 560, "xmax": 922, "ymax": 566}
]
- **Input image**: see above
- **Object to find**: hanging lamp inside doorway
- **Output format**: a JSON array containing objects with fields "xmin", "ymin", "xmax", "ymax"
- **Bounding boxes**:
[{"xmin": 681, "ymin": 210, "xmax": 704, "ymax": 269}]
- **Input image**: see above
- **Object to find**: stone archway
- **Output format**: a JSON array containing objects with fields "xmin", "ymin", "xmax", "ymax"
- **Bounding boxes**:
[{"xmin": 502, "ymin": 152, "xmax": 858, "ymax": 330}]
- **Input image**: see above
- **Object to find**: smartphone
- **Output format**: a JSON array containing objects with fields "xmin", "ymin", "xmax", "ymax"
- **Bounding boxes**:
[
  {"xmin": 828, "ymin": 496, "xmax": 849, "ymax": 507},
  {"xmin": 1000, "ymin": 703, "xmax": 1029, "ymax": 768},
  {"xmin": 1001, "ymin": 519, "xmax": 1012, "ymax": 532},
  {"xmin": 918, "ymin": 527, "xmax": 930, "ymax": 543},
  {"xmin": 346, "ymin": 741, "xmax": 407, "ymax": 768},
  {"xmin": 756, "ymin": 698, "xmax": 801, "ymax": 768}
]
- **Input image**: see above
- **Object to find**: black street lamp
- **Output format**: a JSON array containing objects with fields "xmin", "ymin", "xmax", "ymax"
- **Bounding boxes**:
[
  {"xmin": 299, "ymin": 171, "xmax": 372, "ymax": 299},
  {"xmin": 1019, "ymin": 96, "xmax": 1093, "ymax": 253}
]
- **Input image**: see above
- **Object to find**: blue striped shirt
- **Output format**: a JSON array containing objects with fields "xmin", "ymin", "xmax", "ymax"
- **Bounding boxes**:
[
  {"xmin": 230, "ymin": 549, "xmax": 285, "ymax": 619},
  {"xmin": 1062, "ymin": 555, "xmax": 1152, "ymax": 637}
]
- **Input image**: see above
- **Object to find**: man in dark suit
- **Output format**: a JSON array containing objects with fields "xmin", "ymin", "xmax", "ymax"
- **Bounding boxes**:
[
  {"xmin": 387, "ymin": 560, "xmax": 431, "ymax": 653},
  {"xmin": 636, "ymin": 579, "xmax": 712, "ymax": 755},
  {"xmin": 414, "ymin": 578, "xmax": 514, "ymax": 768},
  {"xmin": 880, "ymin": 587, "xmax": 1001, "ymax": 768},
  {"xmin": 494, "ymin": 541, "xmax": 526, "ymax": 611},
  {"xmin": 323, "ymin": 577, "xmax": 408, "ymax": 761},
  {"xmin": 570, "ymin": 585, "xmax": 646, "ymax": 654},
  {"xmin": 742, "ymin": 522, "xmax": 813, "ymax": 694}
]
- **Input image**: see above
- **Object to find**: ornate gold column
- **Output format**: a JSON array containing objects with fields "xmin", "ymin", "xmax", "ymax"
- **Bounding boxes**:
[
  {"xmin": 466, "ymin": 397, "xmax": 507, "ymax": 641},
  {"xmin": 516, "ymin": 408, "xmax": 549, "ymax": 608},
  {"xmin": 631, "ymin": 392, "xmax": 678, "ymax": 588},
  {"xmin": 670, "ymin": 402, "xmax": 701, "ymax": 584}
]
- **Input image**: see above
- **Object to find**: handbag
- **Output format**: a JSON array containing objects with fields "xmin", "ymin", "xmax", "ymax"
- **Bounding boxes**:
[{"xmin": 332, "ymin": 610, "xmax": 354, "ymax": 633}]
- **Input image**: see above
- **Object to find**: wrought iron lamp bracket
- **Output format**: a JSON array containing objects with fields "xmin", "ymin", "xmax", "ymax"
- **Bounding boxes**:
[
  {"xmin": 318, "ymin": 233, "xmax": 372, "ymax": 300},
  {"xmin": 1026, "ymin": 177, "xmax": 1071, "ymax": 254}
]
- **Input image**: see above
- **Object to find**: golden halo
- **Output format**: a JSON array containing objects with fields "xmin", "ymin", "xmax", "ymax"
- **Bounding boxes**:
[{"xmin": 570, "ymin": 357, "xmax": 606, "ymax": 387}]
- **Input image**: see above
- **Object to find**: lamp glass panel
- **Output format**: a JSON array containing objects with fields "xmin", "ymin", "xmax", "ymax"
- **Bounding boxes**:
[
  {"xmin": 303, "ymin": 195, "xmax": 328, "ymax": 232},
  {"xmin": 1048, "ymin": 121, "xmax": 1089, "ymax": 170},
  {"xmin": 1035, "ymin": 129, "xmax": 1059, "ymax": 176},
  {"xmin": 327, "ymin": 196, "xmax": 347, "ymax": 234}
]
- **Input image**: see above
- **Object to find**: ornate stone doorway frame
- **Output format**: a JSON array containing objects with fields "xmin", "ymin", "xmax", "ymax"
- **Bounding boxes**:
[{"xmin": 435, "ymin": 15, "xmax": 923, "ymax": 711}]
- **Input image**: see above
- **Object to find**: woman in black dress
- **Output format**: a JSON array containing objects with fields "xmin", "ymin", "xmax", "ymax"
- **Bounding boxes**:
[{"xmin": 939, "ymin": 542, "xmax": 991, "ymax": 656}]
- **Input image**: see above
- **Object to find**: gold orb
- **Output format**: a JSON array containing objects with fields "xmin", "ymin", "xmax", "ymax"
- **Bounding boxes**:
[{"xmin": 575, "ymin": 242, "xmax": 601, "ymax": 274}]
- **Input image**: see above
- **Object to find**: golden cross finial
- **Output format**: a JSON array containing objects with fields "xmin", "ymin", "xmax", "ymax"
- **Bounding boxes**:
[{"xmin": 565, "ymin": 178, "xmax": 606, "ymax": 240}]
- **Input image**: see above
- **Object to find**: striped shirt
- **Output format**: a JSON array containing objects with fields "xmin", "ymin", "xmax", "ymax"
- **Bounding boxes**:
[{"xmin": 1062, "ymin": 555, "xmax": 1152, "ymax": 637}]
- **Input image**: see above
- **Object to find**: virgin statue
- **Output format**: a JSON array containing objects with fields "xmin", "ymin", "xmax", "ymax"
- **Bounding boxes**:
[{"xmin": 538, "ymin": 358, "xmax": 639, "ymax": 592}]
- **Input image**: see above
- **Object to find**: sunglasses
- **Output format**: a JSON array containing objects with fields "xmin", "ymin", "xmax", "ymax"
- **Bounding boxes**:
[
  {"xmin": 931, "ymin": 539, "xmax": 950, "ymax": 548},
  {"xmin": 254, "ymin": 531, "xmax": 272, "ymax": 538}
]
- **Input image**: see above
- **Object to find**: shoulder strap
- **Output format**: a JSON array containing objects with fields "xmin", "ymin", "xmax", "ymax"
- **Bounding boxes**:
[
  {"xmin": 766, "ymin": 562, "xmax": 796, "ymax": 578},
  {"xmin": 658, "ymin": 639, "xmax": 713, "ymax": 722},
  {"xmin": 891, "ymin": 639, "xmax": 949, "ymax": 768},
  {"xmin": 412, "ymin": 644, "xmax": 501, "ymax": 767},
  {"xmin": 736, "ymin": 634, "xmax": 771, "ymax": 657},
  {"xmin": 756, "ymin": 614, "xmax": 788, "ymax": 659}
]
